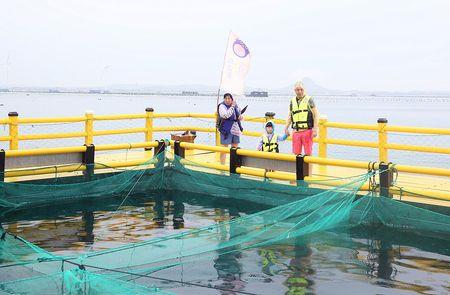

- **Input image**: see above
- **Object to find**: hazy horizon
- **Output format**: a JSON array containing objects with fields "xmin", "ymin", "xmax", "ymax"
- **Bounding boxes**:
[{"xmin": 1, "ymin": 1, "xmax": 450, "ymax": 92}]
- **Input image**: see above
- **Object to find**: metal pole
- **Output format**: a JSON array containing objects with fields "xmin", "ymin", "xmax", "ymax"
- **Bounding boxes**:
[
  {"xmin": 378, "ymin": 118, "xmax": 388, "ymax": 162},
  {"xmin": 215, "ymin": 31, "xmax": 232, "ymax": 147},
  {"xmin": 379, "ymin": 163, "xmax": 393, "ymax": 198},
  {"xmin": 229, "ymin": 147, "xmax": 241, "ymax": 174},
  {"xmin": 8, "ymin": 112, "xmax": 19, "ymax": 150}
]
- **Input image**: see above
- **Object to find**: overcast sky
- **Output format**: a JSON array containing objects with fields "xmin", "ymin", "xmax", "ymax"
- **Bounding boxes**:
[{"xmin": 1, "ymin": 0, "xmax": 449, "ymax": 91}]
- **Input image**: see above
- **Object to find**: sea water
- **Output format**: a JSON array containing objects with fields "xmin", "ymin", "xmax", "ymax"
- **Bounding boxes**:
[{"xmin": 2, "ymin": 192, "xmax": 449, "ymax": 294}]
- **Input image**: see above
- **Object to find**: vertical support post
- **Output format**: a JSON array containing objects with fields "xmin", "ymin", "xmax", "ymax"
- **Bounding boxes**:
[
  {"xmin": 173, "ymin": 140, "xmax": 185, "ymax": 158},
  {"xmin": 154, "ymin": 140, "xmax": 166, "ymax": 156},
  {"xmin": 0, "ymin": 149, "xmax": 4, "ymax": 202},
  {"xmin": 379, "ymin": 163, "xmax": 393, "ymax": 198},
  {"xmin": 85, "ymin": 111, "xmax": 94, "ymax": 146},
  {"xmin": 154, "ymin": 140, "xmax": 166, "ymax": 169},
  {"xmin": 229, "ymin": 147, "xmax": 241, "ymax": 174},
  {"xmin": 0, "ymin": 149, "xmax": 5, "ymax": 182},
  {"xmin": 377, "ymin": 118, "xmax": 388, "ymax": 162},
  {"xmin": 82, "ymin": 144, "xmax": 95, "ymax": 180},
  {"xmin": 318, "ymin": 115, "xmax": 328, "ymax": 158},
  {"xmin": 145, "ymin": 108, "xmax": 154, "ymax": 143},
  {"xmin": 296, "ymin": 155, "xmax": 309, "ymax": 182},
  {"xmin": 264, "ymin": 112, "xmax": 275, "ymax": 122},
  {"xmin": 8, "ymin": 112, "xmax": 19, "ymax": 150},
  {"xmin": 215, "ymin": 111, "xmax": 220, "ymax": 147},
  {"xmin": 215, "ymin": 111, "xmax": 221, "ymax": 161}
]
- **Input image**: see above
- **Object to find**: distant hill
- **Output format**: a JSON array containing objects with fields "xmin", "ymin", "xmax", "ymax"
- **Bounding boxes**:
[
  {"xmin": 5, "ymin": 78, "xmax": 450, "ymax": 97},
  {"xmin": 109, "ymin": 77, "xmax": 334, "ymax": 95},
  {"xmin": 270, "ymin": 77, "xmax": 333, "ymax": 95}
]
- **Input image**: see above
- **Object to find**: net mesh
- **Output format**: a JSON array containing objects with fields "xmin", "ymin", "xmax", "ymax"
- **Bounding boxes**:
[{"xmin": 0, "ymin": 150, "xmax": 449, "ymax": 294}]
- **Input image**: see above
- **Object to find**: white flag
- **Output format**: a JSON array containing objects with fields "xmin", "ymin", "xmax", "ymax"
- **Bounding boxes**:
[{"xmin": 219, "ymin": 32, "xmax": 251, "ymax": 96}]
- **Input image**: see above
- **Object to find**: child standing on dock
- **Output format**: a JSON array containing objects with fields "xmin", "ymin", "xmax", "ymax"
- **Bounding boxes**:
[{"xmin": 257, "ymin": 121, "xmax": 288, "ymax": 153}]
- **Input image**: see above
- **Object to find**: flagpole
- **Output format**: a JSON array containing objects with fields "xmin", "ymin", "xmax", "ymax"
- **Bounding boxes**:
[{"xmin": 215, "ymin": 31, "xmax": 232, "ymax": 147}]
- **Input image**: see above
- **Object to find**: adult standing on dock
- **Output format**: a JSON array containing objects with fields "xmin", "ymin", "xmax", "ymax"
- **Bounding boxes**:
[
  {"xmin": 218, "ymin": 93, "xmax": 243, "ymax": 165},
  {"xmin": 284, "ymin": 81, "xmax": 319, "ymax": 160}
]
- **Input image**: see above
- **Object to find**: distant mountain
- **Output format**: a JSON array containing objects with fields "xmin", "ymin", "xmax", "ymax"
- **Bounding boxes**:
[
  {"xmin": 270, "ymin": 77, "xmax": 333, "ymax": 95},
  {"xmin": 108, "ymin": 77, "xmax": 333, "ymax": 95},
  {"xmin": 5, "ymin": 78, "xmax": 450, "ymax": 97}
]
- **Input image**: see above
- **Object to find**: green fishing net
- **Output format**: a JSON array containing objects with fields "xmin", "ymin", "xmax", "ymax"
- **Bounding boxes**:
[{"xmin": 0, "ymin": 150, "xmax": 449, "ymax": 294}]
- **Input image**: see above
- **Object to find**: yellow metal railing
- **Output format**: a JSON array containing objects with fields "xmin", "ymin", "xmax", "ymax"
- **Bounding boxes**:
[
  {"xmin": 1, "ymin": 110, "xmax": 449, "ymax": 162},
  {"xmin": 317, "ymin": 117, "xmax": 450, "ymax": 161},
  {"xmin": 3, "ymin": 141, "xmax": 159, "ymax": 178},
  {"xmin": 1, "ymin": 135, "xmax": 449, "ymax": 202},
  {"xmin": 175, "ymin": 141, "xmax": 450, "ymax": 202}
]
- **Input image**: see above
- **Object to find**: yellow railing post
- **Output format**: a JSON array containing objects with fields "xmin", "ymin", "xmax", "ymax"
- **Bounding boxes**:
[
  {"xmin": 318, "ymin": 115, "xmax": 328, "ymax": 158},
  {"xmin": 145, "ymin": 108, "xmax": 154, "ymax": 142},
  {"xmin": 215, "ymin": 112, "xmax": 220, "ymax": 147},
  {"xmin": 85, "ymin": 111, "xmax": 94, "ymax": 145},
  {"xmin": 8, "ymin": 112, "xmax": 19, "ymax": 150},
  {"xmin": 264, "ymin": 111, "xmax": 275, "ymax": 122},
  {"xmin": 377, "ymin": 118, "xmax": 388, "ymax": 162},
  {"xmin": 215, "ymin": 112, "xmax": 221, "ymax": 161}
]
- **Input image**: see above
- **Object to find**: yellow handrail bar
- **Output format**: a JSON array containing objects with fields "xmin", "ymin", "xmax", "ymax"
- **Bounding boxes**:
[
  {"xmin": 237, "ymin": 149, "xmax": 296, "ymax": 161},
  {"xmin": 93, "ymin": 128, "xmax": 146, "ymax": 136},
  {"xmin": 385, "ymin": 125, "xmax": 450, "ymax": 135},
  {"xmin": 18, "ymin": 117, "xmax": 85, "ymax": 124},
  {"xmin": 153, "ymin": 113, "xmax": 191, "ymax": 118},
  {"xmin": 323, "ymin": 138, "xmax": 378, "ymax": 148},
  {"xmin": 95, "ymin": 141, "xmax": 158, "ymax": 151},
  {"xmin": 5, "ymin": 146, "xmax": 87, "ymax": 157},
  {"xmin": 305, "ymin": 156, "xmax": 380, "ymax": 170},
  {"xmin": 93, "ymin": 114, "xmax": 146, "ymax": 121},
  {"xmin": 323, "ymin": 121, "xmax": 378, "ymax": 131},
  {"xmin": 4, "ymin": 158, "xmax": 157, "ymax": 178},
  {"xmin": 153, "ymin": 126, "xmax": 215, "ymax": 132},
  {"xmin": 392, "ymin": 163, "xmax": 450, "ymax": 177},
  {"xmin": 178, "ymin": 141, "xmax": 230, "ymax": 153},
  {"xmin": 18, "ymin": 132, "xmax": 86, "ymax": 140},
  {"xmin": 385, "ymin": 143, "xmax": 450, "ymax": 154}
]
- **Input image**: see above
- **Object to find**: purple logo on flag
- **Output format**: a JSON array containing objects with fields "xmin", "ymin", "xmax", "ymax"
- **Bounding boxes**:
[{"xmin": 233, "ymin": 39, "xmax": 249, "ymax": 58}]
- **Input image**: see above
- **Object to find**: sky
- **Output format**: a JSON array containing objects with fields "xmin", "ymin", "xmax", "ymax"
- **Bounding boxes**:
[{"xmin": 1, "ymin": 0, "xmax": 450, "ymax": 91}]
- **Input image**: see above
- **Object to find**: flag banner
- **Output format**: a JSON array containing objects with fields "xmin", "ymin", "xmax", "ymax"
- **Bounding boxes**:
[{"xmin": 219, "ymin": 32, "xmax": 250, "ymax": 96}]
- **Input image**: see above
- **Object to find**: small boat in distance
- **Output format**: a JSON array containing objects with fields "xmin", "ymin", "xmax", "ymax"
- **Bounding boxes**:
[{"xmin": 247, "ymin": 91, "xmax": 268, "ymax": 97}]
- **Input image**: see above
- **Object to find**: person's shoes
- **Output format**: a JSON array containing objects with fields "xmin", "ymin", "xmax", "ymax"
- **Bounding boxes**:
[
  {"xmin": 173, "ymin": 217, "xmax": 184, "ymax": 229},
  {"xmin": 152, "ymin": 217, "xmax": 165, "ymax": 224},
  {"xmin": 173, "ymin": 217, "xmax": 184, "ymax": 223}
]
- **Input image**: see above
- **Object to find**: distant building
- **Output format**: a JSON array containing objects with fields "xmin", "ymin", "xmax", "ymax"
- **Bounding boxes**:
[
  {"xmin": 89, "ymin": 89, "xmax": 109, "ymax": 94},
  {"xmin": 181, "ymin": 91, "xmax": 198, "ymax": 96},
  {"xmin": 0, "ymin": 88, "xmax": 9, "ymax": 92},
  {"xmin": 49, "ymin": 89, "xmax": 60, "ymax": 93},
  {"xmin": 247, "ymin": 91, "xmax": 268, "ymax": 97}
]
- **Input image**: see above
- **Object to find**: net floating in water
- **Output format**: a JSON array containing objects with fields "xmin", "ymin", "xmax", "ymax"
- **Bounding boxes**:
[{"xmin": 0, "ymin": 152, "xmax": 449, "ymax": 294}]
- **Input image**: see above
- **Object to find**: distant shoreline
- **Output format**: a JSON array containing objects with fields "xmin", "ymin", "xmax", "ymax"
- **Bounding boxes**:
[{"xmin": 1, "ymin": 90, "xmax": 449, "ymax": 99}]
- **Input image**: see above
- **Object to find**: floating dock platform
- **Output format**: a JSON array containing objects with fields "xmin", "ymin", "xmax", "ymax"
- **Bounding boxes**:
[{"xmin": 0, "ymin": 109, "xmax": 449, "ymax": 209}]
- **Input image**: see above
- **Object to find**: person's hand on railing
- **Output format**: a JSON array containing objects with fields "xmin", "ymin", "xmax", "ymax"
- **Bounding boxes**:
[
  {"xmin": 284, "ymin": 127, "xmax": 290, "ymax": 137},
  {"xmin": 312, "ymin": 127, "xmax": 318, "ymax": 137}
]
